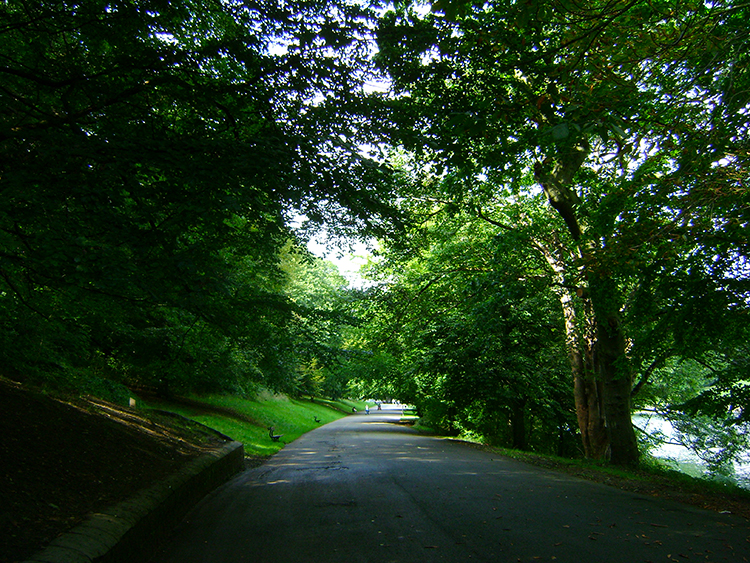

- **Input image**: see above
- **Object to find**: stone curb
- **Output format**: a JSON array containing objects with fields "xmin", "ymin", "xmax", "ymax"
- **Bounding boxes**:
[{"xmin": 23, "ymin": 440, "xmax": 245, "ymax": 563}]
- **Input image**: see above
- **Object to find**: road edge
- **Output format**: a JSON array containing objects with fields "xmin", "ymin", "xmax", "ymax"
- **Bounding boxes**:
[{"xmin": 22, "ymin": 440, "xmax": 245, "ymax": 563}]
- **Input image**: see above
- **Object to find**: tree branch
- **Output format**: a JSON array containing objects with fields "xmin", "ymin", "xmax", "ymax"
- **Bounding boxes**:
[
  {"xmin": 534, "ymin": 137, "xmax": 589, "ymax": 241},
  {"xmin": 476, "ymin": 209, "xmax": 515, "ymax": 231},
  {"xmin": 0, "ymin": 269, "xmax": 51, "ymax": 320},
  {"xmin": 631, "ymin": 352, "xmax": 669, "ymax": 398}
]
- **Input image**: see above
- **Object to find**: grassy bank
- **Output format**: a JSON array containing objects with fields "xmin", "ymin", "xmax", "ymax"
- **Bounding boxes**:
[
  {"xmin": 141, "ymin": 392, "xmax": 366, "ymax": 457},
  {"xmin": 478, "ymin": 445, "xmax": 750, "ymax": 520}
]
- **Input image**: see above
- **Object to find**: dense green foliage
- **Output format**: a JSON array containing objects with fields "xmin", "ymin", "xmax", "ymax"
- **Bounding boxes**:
[
  {"xmin": 353, "ymin": 203, "xmax": 579, "ymax": 454},
  {"xmin": 350, "ymin": 0, "xmax": 750, "ymax": 465},
  {"xmin": 0, "ymin": 0, "xmax": 398, "ymax": 397}
]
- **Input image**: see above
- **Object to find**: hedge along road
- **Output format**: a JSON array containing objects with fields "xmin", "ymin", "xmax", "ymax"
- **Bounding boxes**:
[{"xmin": 150, "ymin": 405, "xmax": 749, "ymax": 563}]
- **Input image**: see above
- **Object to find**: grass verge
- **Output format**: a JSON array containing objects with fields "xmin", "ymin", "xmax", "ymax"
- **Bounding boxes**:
[
  {"xmin": 481, "ymin": 445, "xmax": 750, "ymax": 520},
  {"xmin": 140, "ymin": 392, "xmax": 365, "ymax": 458}
]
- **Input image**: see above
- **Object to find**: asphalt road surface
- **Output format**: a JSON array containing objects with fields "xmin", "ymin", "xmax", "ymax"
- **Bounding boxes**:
[{"xmin": 151, "ymin": 405, "xmax": 749, "ymax": 563}]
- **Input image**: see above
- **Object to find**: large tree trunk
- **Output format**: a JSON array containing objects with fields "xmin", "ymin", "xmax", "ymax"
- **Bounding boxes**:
[
  {"xmin": 561, "ymin": 288, "xmax": 609, "ymax": 459},
  {"xmin": 535, "ymin": 142, "xmax": 638, "ymax": 466},
  {"xmin": 591, "ymin": 275, "xmax": 640, "ymax": 467},
  {"xmin": 573, "ymin": 346, "xmax": 609, "ymax": 459},
  {"xmin": 540, "ymin": 244, "xmax": 608, "ymax": 459}
]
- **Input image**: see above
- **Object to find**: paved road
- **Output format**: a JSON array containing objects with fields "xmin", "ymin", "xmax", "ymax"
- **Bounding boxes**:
[{"xmin": 151, "ymin": 406, "xmax": 749, "ymax": 563}]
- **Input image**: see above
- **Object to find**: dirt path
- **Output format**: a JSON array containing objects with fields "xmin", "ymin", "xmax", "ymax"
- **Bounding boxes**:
[{"xmin": 151, "ymin": 406, "xmax": 750, "ymax": 563}]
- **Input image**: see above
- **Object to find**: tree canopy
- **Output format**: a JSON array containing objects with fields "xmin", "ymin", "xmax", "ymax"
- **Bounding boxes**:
[
  {"xmin": 2, "ymin": 0, "xmax": 748, "ymax": 469},
  {"xmin": 362, "ymin": 0, "xmax": 749, "ymax": 466},
  {"xmin": 0, "ymin": 0, "xmax": 399, "ymax": 397}
]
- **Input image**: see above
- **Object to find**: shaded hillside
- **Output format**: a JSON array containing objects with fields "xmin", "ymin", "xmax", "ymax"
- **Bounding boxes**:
[{"xmin": 0, "ymin": 379, "xmax": 228, "ymax": 563}]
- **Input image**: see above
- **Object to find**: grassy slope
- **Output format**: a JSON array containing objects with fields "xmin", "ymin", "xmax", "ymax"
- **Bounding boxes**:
[{"xmin": 141, "ymin": 392, "xmax": 366, "ymax": 458}]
